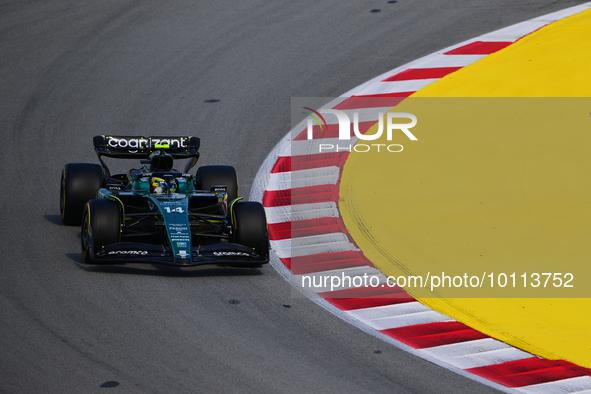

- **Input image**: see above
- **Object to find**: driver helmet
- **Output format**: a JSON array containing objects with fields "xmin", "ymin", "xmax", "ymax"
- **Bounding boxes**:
[
  {"xmin": 150, "ymin": 177, "xmax": 167, "ymax": 194},
  {"xmin": 150, "ymin": 152, "xmax": 174, "ymax": 172},
  {"xmin": 150, "ymin": 177, "xmax": 178, "ymax": 194}
]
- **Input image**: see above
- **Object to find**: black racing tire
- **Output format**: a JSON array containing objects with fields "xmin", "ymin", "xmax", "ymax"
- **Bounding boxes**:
[
  {"xmin": 232, "ymin": 201, "xmax": 269, "ymax": 260},
  {"xmin": 61, "ymin": 163, "xmax": 104, "ymax": 225},
  {"xmin": 195, "ymin": 165, "xmax": 239, "ymax": 201},
  {"xmin": 81, "ymin": 199, "xmax": 121, "ymax": 264}
]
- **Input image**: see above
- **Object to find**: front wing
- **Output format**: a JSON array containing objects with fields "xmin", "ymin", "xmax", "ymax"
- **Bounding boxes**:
[{"xmin": 88, "ymin": 242, "xmax": 269, "ymax": 266}]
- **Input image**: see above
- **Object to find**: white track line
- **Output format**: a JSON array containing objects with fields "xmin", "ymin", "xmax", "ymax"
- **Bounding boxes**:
[
  {"xmin": 265, "ymin": 202, "xmax": 340, "ymax": 224},
  {"xmin": 266, "ymin": 167, "xmax": 340, "ymax": 191},
  {"xmin": 515, "ymin": 376, "xmax": 591, "ymax": 394},
  {"xmin": 271, "ymin": 233, "xmax": 359, "ymax": 259}
]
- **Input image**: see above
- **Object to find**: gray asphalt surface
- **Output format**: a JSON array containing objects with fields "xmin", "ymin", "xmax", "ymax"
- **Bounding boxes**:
[{"xmin": 1, "ymin": 1, "xmax": 586, "ymax": 393}]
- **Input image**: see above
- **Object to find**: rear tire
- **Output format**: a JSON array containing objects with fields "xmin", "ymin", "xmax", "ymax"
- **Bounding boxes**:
[
  {"xmin": 81, "ymin": 199, "xmax": 121, "ymax": 264},
  {"xmin": 232, "ymin": 201, "xmax": 269, "ymax": 261},
  {"xmin": 195, "ymin": 165, "xmax": 239, "ymax": 201},
  {"xmin": 61, "ymin": 163, "xmax": 104, "ymax": 225}
]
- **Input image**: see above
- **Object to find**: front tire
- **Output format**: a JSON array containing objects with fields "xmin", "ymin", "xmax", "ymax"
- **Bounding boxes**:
[
  {"xmin": 195, "ymin": 165, "xmax": 239, "ymax": 201},
  {"xmin": 81, "ymin": 199, "xmax": 121, "ymax": 263},
  {"xmin": 232, "ymin": 201, "xmax": 269, "ymax": 261},
  {"xmin": 61, "ymin": 163, "xmax": 104, "ymax": 225}
]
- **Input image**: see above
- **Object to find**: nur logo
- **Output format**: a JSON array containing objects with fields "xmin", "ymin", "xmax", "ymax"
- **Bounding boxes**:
[{"xmin": 303, "ymin": 107, "xmax": 417, "ymax": 153}]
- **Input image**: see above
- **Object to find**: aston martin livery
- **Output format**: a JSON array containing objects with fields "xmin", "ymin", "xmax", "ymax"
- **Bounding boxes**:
[{"xmin": 60, "ymin": 135, "xmax": 269, "ymax": 267}]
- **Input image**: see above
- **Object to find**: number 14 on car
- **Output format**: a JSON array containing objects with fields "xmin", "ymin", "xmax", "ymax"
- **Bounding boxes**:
[{"xmin": 163, "ymin": 207, "xmax": 184, "ymax": 213}]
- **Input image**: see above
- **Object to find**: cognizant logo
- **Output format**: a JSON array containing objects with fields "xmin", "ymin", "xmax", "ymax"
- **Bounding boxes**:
[
  {"xmin": 106, "ymin": 137, "xmax": 187, "ymax": 150},
  {"xmin": 304, "ymin": 107, "xmax": 417, "ymax": 153}
]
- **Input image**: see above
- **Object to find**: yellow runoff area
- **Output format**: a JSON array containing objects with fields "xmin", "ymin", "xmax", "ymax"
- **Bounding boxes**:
[{"xmin": 340, "ymin": 9, "xmax": 591, "ymax": 367}]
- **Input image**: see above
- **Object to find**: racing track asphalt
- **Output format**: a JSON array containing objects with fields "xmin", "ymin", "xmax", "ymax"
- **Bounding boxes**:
[{"xmin": 1, "ymin": 1, "xmax": 587, "ymax": 393}]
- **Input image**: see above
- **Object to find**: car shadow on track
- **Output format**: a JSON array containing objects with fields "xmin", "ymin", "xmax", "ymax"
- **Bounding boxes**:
[
  {"xmin": 65, "ymin": 253, "xmax": 265, "ymax": 278},
  {"xmin": 44, "ymin": 214, "xmax": 66, "ymax": 225}
]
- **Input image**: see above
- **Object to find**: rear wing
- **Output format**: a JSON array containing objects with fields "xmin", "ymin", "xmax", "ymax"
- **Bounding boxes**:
[
  {"xmin": 93, "ymin": 135, "xmax": 200, "ymax": 176},
  {"xmin": 93, "ymin": 135, "xmax": 200, "ymax": 158}
]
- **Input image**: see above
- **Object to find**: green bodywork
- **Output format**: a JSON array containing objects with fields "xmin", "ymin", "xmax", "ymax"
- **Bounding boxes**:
[
  {"xmin": 84, "ymin": 135, "xmax": 267, "ymax": 266},
  {"xmin": 97, "ymin": 170, "xmax": 228, "ymax": 263}
]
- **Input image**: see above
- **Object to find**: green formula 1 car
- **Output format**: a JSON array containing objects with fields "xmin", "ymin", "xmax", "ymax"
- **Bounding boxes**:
[{"xmin": 60, "ymin": 135, "xmax": 269, "ymax": 267}]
